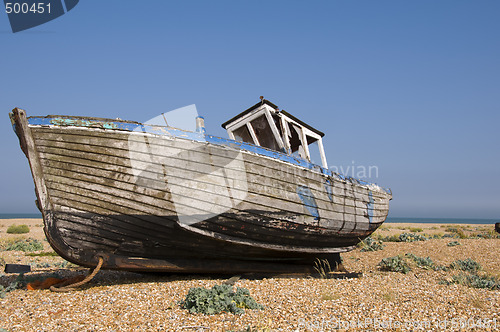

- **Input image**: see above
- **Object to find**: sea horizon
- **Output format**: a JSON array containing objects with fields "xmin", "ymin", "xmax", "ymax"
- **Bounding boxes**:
[
  {"xmin": 0, "ymin": 213, "xmax": 497, "ymax": 224},
  {"xmin": 385, "ymin": 217, "xmax": 498, "ymax": 224}
]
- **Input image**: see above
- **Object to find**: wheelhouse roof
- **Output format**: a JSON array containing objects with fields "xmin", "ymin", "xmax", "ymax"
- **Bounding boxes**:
[{"xmin": 221, "ymin": 99, "xmax": 325, "ymax": 138}]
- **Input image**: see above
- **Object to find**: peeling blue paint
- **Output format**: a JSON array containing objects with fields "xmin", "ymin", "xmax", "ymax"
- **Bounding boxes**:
[
  {"xmin": 26, "ymin": 115, "xmax": 391, "ymax": 194},
  {"xmin": 324, "ymin": 179, "xmax": 333, "ymax": 202},
  {"xmin": 367, "ymin": 191, "xmax": 374, "ymax": 223},
  {"xmin": 50, "ymin": 118, "xmax": 120, "ymax": 129},
  {"xmin": 296, "ymin": 185, "xmax": 320, "ymax": 220}
]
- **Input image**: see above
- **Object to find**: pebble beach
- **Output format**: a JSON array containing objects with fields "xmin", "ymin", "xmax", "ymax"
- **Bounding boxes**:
[{"xmin": 1, "ymin": 219, "xmax": 499, "ymax": 331}]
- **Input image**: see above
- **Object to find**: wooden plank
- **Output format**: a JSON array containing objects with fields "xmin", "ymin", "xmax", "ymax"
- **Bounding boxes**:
[
  {"xmin": 36, "ymin": 135, "xmax": 390, "ymax": 215},
  {"xmin": 32, "ymin": 127, "xmax": 391, "ymax": 199},
  {"xmin": 51, "ymin": 205, "xmax": 174, "ymax": 242},
  {"xmin": 38, "ymin": 148, "xmax": 372, "ymax": 223},
  {"xmin": 32, "ymin": 126, "xmax": 390, "ymax": 235},
  {"xmin": 47, "ymin": 162, "xmax": 376, "ymax": 245},
  {"xmin": 42, "ymin": 154, "xmax": 386, "ymax": 235},
  {"xmin": 38, "ymin": 141, "xmax": 390, "ymax": 217},
  {"xmin": 11, "ymin": 110, "xmax": 51, "ymax": 211}
]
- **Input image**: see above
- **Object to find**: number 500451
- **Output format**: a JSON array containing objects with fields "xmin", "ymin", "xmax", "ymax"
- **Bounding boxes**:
[{"xmin": 5, "ymin": 2, "xmax": 51, "ymax": 14}]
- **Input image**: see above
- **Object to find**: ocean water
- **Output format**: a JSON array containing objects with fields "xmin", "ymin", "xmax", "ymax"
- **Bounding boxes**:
[
  {"xmin": 0, "ymin": 213, "xmax": 43, "ymax": 219},
  {"xmin": 386, "ymin": 217, "xmax": 499, "ymax": 224}
]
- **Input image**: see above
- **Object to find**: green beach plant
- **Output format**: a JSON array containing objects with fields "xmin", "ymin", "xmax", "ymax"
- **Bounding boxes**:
[
  {"xmin": 5, "ymin": 238, "xmax": 43, "ymax": 252},
  {"xmin": 475, "ymin": 231, "xmax": 500, "ymax": 239},
  {"xmin": 376, "ymin": 234, "xmax": 400, "ymax": 242},
  {"xmin": 441, "ymin": 273, "xmax": 500, "ymax": 290},
  {"xmin": 398, "ymin": 233, "xmax": 427, "ymax": 242},
  {"xmin": 377, "ymin": 233, "xmax": 427, "ymax": 243},
  {"xmin": 450, "ymin": 258, "xmax": 481, "ymax": 273},
  {"xmin": 359, "ymin": 237, "xmax": 385, "ymax": 252},
  {"xmin": 405, "ymin": 253, "xmax": 435, "ymax": 270},
  {"xmin": 181, "ymin": 284, "xmax": 264, "ymax": 315},
  {"xmin": 447, "ymin": 241, "xmax": 461, "ymax": 247},
  {"xmin": 25, "ymin": 251, "xmax": 59, "ymax": 257},
  {"xmin": 378, "ymin": 255, "xmax": 411, "ymax": 274},
  {"xmin": 446, "ymin": 227, "xmax": 468, "ymax": 239},
  {"xmin": 32, "ymin": 261, "xmax": 68, "ymax": 269},
  {"xmin": 6, "ymin": 224, "xmax": 30, "ymax": 234}
]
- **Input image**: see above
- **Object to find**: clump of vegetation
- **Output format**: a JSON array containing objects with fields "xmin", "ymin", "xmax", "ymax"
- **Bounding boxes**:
[
  {"xmin": 474, "ymin": 231, "xmax": 500, "ymax": 239},
  {"xmin": 25, "ymin": 251, "xmax": 59, "ymax": 257},
  {"xmin": 439, "ymin": 257, "xmax": 500, "ymax": 291},
  {"xmin": 359, "ymin": 237, "xmax": 385, "ymax": 252},
  {"xmin": 6, "ymin": 224, "xmax": 30, "ymax": 234},
  {"xmin": 4, "ymin": 238, "xmax": 43, "ymax": 252},
  {"xmin": 33, "ymin": 261, "xmax": 68, "ymax": 269},
  {"xmin": 441, "ymin": 273, "xmax": 500, "ymax": 290},
  {"xmin": 378, "ymin": 255, "xmax": 411, "ymax": 274},
  {"xmin": 377, "ymin": 233, "xmax": 428, "ymax": 242},
  {"xmin": 427, "ymin": 233, "xmax": 444, "ymax": 239},
  {"xmin": 376, "ymin": 234, "xmax": 399, "ymax": 242},
  {"xmin": 409, "ymin": 227, "xmax": 423, "ymax": 232},
  {"xmin": 405, "ymin": 253, "xmax": 435, "ymax": 270},
  {"xmin": 447, "ymin": 241, "xmax": 461, "ymax": 247},
  {"xmin": 450, "ymin": 258, "xmax": 481, "ymax": 273},
  {"xmin": 451, "ymin": 273, "xmax": 500, "ymax": 290},
  {"xmin": 446, "ymin": 227, "xmax": 468, "ymax": 239},
  {"xmin": 0, "ymin": 257, "xmax": 5, "ymax": 266},
  {"xmin": 398, "ymin": 233, "xmax": 427, "ymax": 242},
  {"xmin": 313, "ymin": 258, "xmax": 333, "ymax": 278},
  {"xmin": 181, "ymin": 284, "xmax": 264, "ymax": 315}
]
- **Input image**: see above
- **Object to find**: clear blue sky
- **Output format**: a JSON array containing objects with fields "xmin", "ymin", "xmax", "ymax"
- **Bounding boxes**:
[{"xmin": 1, "ymin": 1, "xmax": 499, "ymax": 219}]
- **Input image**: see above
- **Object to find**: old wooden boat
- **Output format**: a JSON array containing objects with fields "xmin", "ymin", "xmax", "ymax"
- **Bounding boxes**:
[{"xmin": 10, "ymin": 99, "xmax": 392, "ymax": 274}]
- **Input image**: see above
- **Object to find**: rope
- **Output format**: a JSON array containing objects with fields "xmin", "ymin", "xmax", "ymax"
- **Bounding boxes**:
[{"xmin": 50, "ymin": 256, "xmax": 104, "ymax": 292}]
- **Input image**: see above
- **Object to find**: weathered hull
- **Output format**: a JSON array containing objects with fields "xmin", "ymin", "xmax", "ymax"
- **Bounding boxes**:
[{"xmin": 10, "ymin": 109, "xmax": 391, "ymax": 273}]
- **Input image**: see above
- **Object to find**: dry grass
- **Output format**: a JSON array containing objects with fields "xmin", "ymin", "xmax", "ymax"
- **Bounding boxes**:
[
  {"xmin": 320, "ymin": 292, "xmax": 341, "ymax": 301},
  {"xmin": 380, "ymin": 290, "xmax": 397, "ymax": 302}
]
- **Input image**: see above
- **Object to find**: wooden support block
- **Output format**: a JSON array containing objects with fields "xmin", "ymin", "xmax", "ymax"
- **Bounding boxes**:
[{"xmin": 4, "ymin": 264, "xmax": 31, "ymax": 274}]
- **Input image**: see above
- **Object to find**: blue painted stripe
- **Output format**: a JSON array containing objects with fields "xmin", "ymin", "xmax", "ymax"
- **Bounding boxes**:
[
  {"xmin": 296, "ymin": 185, "xmax": 320, "ymax": 219},
  {"xmin": 324, "ymin": 179, "xmax": 333, "ymax": 202},
  {"xmin": 27, "ymin": 115, "xmax": 391, "ymax": 194},
  {"xmin": 367, "ymin": 191, "xmax": 374, "ymax": 223}
]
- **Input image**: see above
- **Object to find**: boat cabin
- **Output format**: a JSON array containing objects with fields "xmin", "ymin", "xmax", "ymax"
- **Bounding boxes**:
[{"xmin": 222, "ymin": 99, "xmax": 328, "ymax": 168}]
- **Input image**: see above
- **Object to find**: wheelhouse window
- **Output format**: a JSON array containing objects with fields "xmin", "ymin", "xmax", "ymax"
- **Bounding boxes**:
[
  {"xmin": 232, "ymin": 125, "xmax": 254, "ymax": 144},
  {"xmin": 250, "ymin": 115, "xmax": 280, "ymax": 151},
  {"xmin": 286, "ymin": 122, "xmax": 307, "ymax": 159},
  {"xmin": 306, "ymin": 138, "xmax": 322, "ymax": 166}
]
